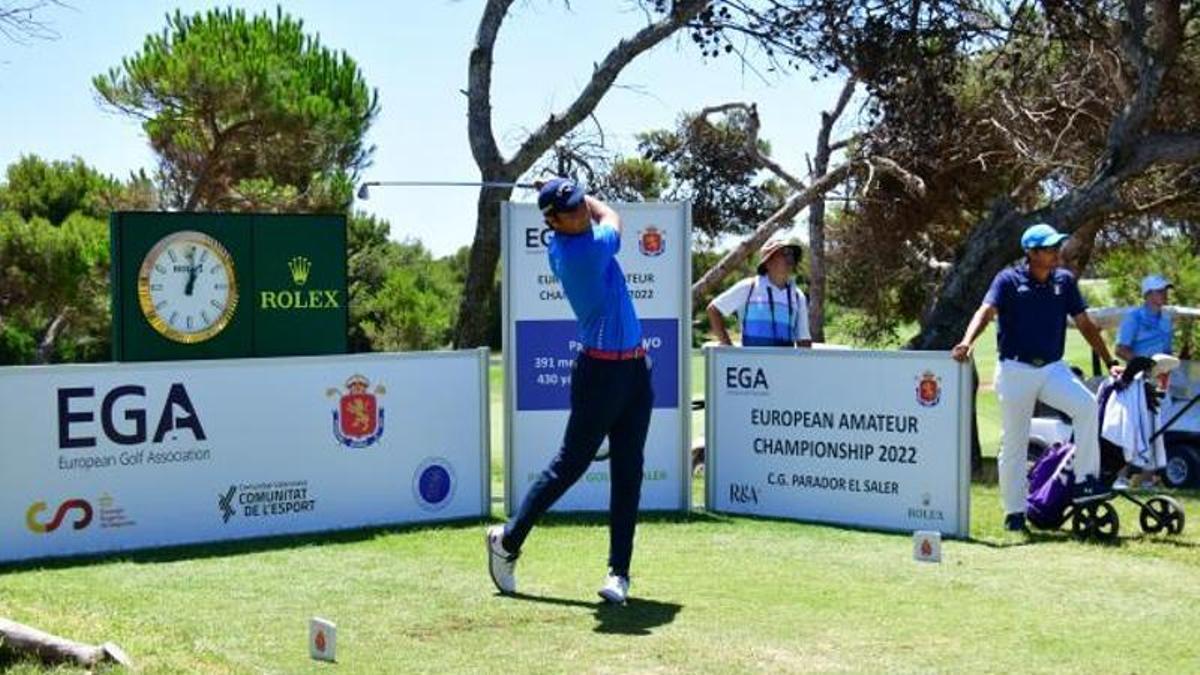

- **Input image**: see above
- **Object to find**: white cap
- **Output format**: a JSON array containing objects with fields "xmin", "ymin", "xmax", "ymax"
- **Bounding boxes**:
[
  {"xmin": 1151, "ymin": 353, "xmax": 1181, "ymax": 378},
  {"xmin": 1141, "ymin": 274, "xmax": 1172, "ymax": 295}
]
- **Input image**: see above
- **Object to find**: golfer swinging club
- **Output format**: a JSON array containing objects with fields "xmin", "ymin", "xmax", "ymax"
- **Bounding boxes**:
[{"xmin": 488, "ymin": 178, "xmax": 653, "ymax": 604}]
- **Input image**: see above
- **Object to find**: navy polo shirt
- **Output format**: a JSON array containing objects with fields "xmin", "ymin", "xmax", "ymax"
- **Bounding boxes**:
[
  {"xmin": 983, "ymin": 262, "xmax": 1087, "ymax": 364},
  {"xmin": 548, "ymin": 222, "xmax": 642, "ymax": 351}
]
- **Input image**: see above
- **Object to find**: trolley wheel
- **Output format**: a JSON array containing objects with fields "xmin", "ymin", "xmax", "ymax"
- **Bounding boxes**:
[
  {"xmin": 1071, "ymin": 501, "xmax": 1120, "ymax": 541},
  {"xmin": 1164, "ymin": 448, "xmax": 1199, "ymax": 488},
  {"xmin": 1140, "ymin": 496, "xmax": 1186, "ymax": 535}
]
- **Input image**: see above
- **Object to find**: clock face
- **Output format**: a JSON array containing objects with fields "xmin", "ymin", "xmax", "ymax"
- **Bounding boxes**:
[{"xmin": 137, "ymin": 231, "xmax": 239, "ymax": 343}]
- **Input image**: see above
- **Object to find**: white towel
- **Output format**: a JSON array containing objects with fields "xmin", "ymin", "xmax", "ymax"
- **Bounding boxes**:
[{"xmin": 1100, "ymin": 375, "xmax": 1167, "ymax": 469}]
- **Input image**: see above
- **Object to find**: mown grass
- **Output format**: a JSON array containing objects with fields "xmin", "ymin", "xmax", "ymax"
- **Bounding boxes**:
[
  {"xmin": 2, "ymin": 481, "xmax": 1198, "ymax": 673},
  {"xmin": 8, "ymin": 315, "xmax": 1196, "ymax": 673}
]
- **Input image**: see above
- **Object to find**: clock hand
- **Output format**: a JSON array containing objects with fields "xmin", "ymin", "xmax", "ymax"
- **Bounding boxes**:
[{"xmin": 184, "ymin": 247, "xmax": 197, "ymax": 296}]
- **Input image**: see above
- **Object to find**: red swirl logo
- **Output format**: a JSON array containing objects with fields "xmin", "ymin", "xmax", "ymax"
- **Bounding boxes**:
[{"xmin": 26, "ymin": 499, "xmax": 94, "ymax": 533}]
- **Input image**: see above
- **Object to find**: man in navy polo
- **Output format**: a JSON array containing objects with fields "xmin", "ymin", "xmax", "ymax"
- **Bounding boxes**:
[
  {"xmin": 487, "ymin": 178, "xmax": 652, "ymax": 604},
  {"xmin": 952, "ymin": 223, "xmax": 1119, "ymax": 532}
]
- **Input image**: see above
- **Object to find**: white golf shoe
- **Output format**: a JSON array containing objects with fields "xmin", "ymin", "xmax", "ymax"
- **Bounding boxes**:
[
  {"xmin": 598, "ymin": 573, "xmax": 630, "ymax": 604},
  {"xmin": 486, "ymin": 525, "xmax": 518, "ymax": 595}
]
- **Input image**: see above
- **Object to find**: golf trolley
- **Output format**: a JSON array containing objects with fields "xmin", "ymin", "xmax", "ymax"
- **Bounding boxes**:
[
  {"xmin": 1026, "ymin": 306, "xmax": 1199, "ymax": 541},
  {"xmin": 1033, "ymin": 441, "xmax": 1188, "ymax": 542}
]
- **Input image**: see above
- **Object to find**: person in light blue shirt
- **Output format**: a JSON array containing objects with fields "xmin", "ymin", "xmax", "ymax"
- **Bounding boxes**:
[
  {"xmin": 486, "ymin": 178, "xmax": 651, "ymax": 606},
  {"xmin": 1116, "ymin": 275, "xmax": 1174, "ymax": 361}
]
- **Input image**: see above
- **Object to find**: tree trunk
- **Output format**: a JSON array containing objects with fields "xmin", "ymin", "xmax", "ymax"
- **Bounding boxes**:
[
  {"xmin": 0, "ymin": 618, "xmax": 132, "ymax": 669},
  {"xmin": 806, "ymin": 79, "xmax": 856, "ymax": 342},
  {"xmin": 457, "ymin": 182, "xmax": 514, "ymax": 348},
  {"xmin": 907, "ymin": 170, "xmax": 1129, "ymax": 351},
  {"xmin": 969, "ymin": 361, "xmax": 982, "ymax": 478},
  {"xmin": 1060, "ymin": 219, "xmax": 1105, "ymax": 277},
  {"xmin": 454, "ymin": 0, "xmax": 708, "ymax": 348},
  {"xmin": 806, "ymin": 196, "xmax": 828, "ymax": 342},
  {"xmin": 34, "ymin": 309, "xmax": 69, "ymax": 365}
]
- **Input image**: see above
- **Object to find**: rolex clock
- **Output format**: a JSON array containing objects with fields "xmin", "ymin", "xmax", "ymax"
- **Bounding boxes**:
[
  {"xmin": 137, "ymin": 230, "xmax": 238, "ymax": 343},
  {"xmin": 111, "ymin": 212, "xmax": 346, "ymax": 361}
]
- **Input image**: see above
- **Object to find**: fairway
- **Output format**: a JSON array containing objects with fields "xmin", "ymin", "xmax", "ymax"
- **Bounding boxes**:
[{"xmin": 3, "ymin": 355, "xmax": 1198, "ymax": 673}]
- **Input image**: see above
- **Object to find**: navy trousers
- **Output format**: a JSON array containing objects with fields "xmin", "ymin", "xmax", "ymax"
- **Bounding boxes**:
[{"xmin": 504, "ymin": 353, "xmax": 654, "ymax": 577}]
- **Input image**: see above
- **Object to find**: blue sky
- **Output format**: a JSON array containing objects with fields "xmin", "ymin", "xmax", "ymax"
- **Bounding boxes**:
[{"xmin": 0, "ymin": 1, "xmax": 852, "ymax": 255}]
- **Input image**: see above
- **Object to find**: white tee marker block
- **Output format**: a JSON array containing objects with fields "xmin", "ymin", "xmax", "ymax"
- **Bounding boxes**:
[
  {"xmin": 913, "ymin": 530, "xmax": 942, "ymax": 563},
  {"xmin": 310, "ymin": 617, "xmax": 337, "ymax": 662}
]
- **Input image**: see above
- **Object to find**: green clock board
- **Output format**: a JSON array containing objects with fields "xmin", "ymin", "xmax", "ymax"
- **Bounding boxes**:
[{"xmin": 110, "ymin": 212, "xmax": 347, "ymax": 361}]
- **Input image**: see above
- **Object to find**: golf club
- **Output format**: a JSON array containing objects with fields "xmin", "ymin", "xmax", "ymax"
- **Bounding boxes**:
[{"xmin": 357, "ymin": 180, "xmax": 540, "ymax": 200}]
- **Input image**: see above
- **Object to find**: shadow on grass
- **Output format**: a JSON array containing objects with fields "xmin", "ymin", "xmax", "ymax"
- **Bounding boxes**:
[
  {"xmin": 966, "ymin": 529, "xmax": 1199, "ymax": 549},
  {"xmin": 0, "ymin": 517, "xmax": 492, "ymax": 574},
  {"xmin": 594, "ymin": 598, "xmax": 682, "ymax": 636},
  {"xmin": 0, "ymin": 510, "xmax": 728, "ymax": 574},
  {"xmin": 506, "ymin": 592, "xmax": 682, "ymax": 636},
  {"xmin": 964, "ymin": 531, "xmax": 1090, "ymax": 549},
  {"xmin": 1130, "ymin": 535, "xmax": 1200, "ymax": 548},
  {"xmin": 511, "ymin": 509, "xmax": 731, "ymax": 531},
  {"xmin": 0, "ymin": 650, "xmax": 90, "ymax": 673}
]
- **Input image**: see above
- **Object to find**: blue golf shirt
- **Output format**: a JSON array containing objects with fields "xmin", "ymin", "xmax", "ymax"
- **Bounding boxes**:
[
  {"xmin": 548, "ymin": 222, "xmax": 642, "ymax": 351},
  {"xmin": 1116, "ymin": 305, "xmax": 1173, "ymax": 357},
  {"xmin": 984, "ymin": 262, "xmax": 1087, "ymax": 365}
]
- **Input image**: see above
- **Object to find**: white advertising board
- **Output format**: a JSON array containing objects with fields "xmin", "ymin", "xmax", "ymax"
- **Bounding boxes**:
[
  {"xmin": 705, "ymin": 347, "xmax": 970, "ymax": 536},
  {"xmin": 0, "ymin": 349, "xmax": 490, "ymax": 563},
  {"xmin": 502, "ymin": 202, "xmax": 691, "ymax": 513}
]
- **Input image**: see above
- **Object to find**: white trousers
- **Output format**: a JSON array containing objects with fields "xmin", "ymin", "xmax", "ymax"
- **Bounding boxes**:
[{"xmin": 995, "ymin": 359, "xmax": 1100, "ymax": 515}]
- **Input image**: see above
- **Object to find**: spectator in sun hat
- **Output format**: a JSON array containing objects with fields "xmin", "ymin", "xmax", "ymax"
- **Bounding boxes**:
[
  {"xmin": 706, "ymin": 237, "xmax": 812, "ymax": 348},
  {"xmin": 1115, "ymin": 274, "xmax": 1174, "ymax": 362}
]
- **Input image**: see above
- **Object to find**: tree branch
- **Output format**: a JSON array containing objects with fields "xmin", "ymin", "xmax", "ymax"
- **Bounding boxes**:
[
  {"xmin": 691, "ymin": 162, "xmax": 854, "ymax": 301},
  {"xmin": 1124, "ymin": 131, "xmax": 1200, "ymax": 173},
  {"xmin": 0, "ymin": 1, "xmax": 65, "ymax": 43},
  {"xmin": 870, "ymin": 156, "xmax": 927, "ymax": 199},
  {"xmin": 1103, "ymin": 0, "xmax": 1178, "ymax": 166},
  {"xmin": 34, "ymin": 308, "xmax": 69, "ymax": 364},
  {"xmin": 0, "ymin": 617, "xmax": 132, "ymax": 669},
  {"xmin": 505, "ymin": 0, "xmax": 709, "ymax": 174},
  {"xmin": 694, "ymin": 101, "xmax": 807, "ymax": 191},
  {"xmin": 466, "ymin": 0, "xmax": 515, "ymax": 172}
]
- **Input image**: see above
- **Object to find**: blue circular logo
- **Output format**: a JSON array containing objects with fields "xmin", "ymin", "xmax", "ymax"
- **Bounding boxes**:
[{"xmin": 413, "ymin": 458, "xmax": 455, "ymax": 511}]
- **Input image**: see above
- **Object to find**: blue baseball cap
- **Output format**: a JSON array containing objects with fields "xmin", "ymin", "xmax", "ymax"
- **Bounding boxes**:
[
  {"xmin": 537, "ymin": 178, "xmax": 585, "ymax": 214},
  {"xmin": 1020, "ymin": 223, "xmax": 1069, "ymax": 250},
  {"xmin": 1141, "ymin": 274, "xmax": 1172, "ymax": 294}
]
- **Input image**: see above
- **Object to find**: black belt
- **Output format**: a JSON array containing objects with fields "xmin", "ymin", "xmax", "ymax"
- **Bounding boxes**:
[{"xmin": 1005, "ymin": 355, "xmax": 1050, "ymax": 367}]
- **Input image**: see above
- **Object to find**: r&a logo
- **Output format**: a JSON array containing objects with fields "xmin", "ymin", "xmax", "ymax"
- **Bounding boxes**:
[{"xmin": 729, "ymin": 483, "xmax": 759, "ymax": 505}]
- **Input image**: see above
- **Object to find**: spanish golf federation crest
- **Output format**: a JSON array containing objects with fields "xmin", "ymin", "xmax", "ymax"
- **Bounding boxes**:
[
  {"xmin": 326, "ymin": 374, "xmax": 386, "ymax": 448},
  {"xmin": 638, "ymin": 226, "xmax": 665, "ymax": 257},
  {"xmin": 413, "ymin": 457, "xmax": 455, "ymax": 511},
  {"xmin": 916, "ymin": 371, "xmax": 941, "ymax": 407}
]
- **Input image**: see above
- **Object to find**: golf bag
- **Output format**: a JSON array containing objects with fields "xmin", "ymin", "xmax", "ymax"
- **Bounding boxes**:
[{"xmin": 1026, "ymin": 442, "xmax": 1076, "ymax": 529}]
